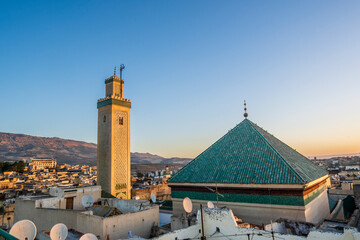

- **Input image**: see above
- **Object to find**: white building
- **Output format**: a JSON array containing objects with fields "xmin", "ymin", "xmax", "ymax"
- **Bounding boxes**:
[
  {"xmin": 30, "ymin": 158, "xmax": 57, "ymax": 170},
  {"xmin": 346, "ymin": 165, "xmax": 360, "ymax": 171},
  {"xmin": 14, "ymin": 185, "xmax": 159, "ymax": 239}
]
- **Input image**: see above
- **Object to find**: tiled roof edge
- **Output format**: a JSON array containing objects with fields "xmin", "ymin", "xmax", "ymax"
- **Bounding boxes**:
[
  {"xmin": 246, "ymin": 120, "xmax": 306, "ymax": 184},
  {"xmin": 168, "ymin": 121, "xmax": 243, "ymax": 183}
]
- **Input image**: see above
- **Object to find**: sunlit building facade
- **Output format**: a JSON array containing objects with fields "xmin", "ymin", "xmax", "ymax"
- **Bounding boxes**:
[{"xmin": 30, "ymin": 158, "xmax": 57, "ymax": 170}]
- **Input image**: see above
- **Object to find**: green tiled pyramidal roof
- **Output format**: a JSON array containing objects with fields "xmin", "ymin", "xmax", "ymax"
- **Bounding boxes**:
[{"xmin": 168, "ymin": 119, "xmax": 328, "ymax": 185}]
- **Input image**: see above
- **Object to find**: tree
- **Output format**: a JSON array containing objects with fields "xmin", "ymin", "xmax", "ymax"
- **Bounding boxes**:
[
  {"xmin": 14, "ymin": 161, "xmax": 25, "ymax": 173},
  {"xmin": 0, "ymin": 162, "xmax": 11, "ymax": 173},
  {"xmin": 136, "ymin": 172, "xmax": 144, "ymax": 178}
]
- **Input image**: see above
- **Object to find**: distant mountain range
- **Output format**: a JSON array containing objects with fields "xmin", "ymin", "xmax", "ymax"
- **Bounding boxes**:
[{"xmin": 0, "ymin": 132, "xmax": 192, "ymax": 166}]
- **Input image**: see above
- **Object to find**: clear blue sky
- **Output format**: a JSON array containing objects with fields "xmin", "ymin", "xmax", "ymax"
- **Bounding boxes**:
[{"xmin": 1, "ymin": 1, "xmax": 359, "ymax": 158}]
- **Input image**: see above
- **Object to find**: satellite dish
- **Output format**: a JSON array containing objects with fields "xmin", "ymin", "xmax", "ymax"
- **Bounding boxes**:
[
  {"xmin": 81, "ymin": 195, "xmax": 94, "ymax": 208},
  {"xmin": 207, "ymin": 201, "xmax": 215, "ymax": 208},
  {"xmin": 183, "ymin": 197, "xmax": 193, "ymax": 213},
  {"xmin": 79, "ymin": 233, "xmax": 98, "ymax": 240},
  {"xmin": 50, "ymin": 223, "xmax": 68, "ymax": 240},
  {"xmin": 150, "ymin": 193, "xmax": 156, "ymax": 203},
  {"xmin": 10, "ymin": 220, "xmax": 37, "ymax": 240}
]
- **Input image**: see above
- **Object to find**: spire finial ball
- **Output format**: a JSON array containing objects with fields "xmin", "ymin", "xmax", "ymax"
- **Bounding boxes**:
[{"xmin": 243, "ymin": 100, "xmax": 248, "ymax": 118}]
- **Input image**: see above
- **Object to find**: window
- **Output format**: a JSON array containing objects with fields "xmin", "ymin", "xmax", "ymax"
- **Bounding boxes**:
[
  {"xmin": 103, "ymin": 115, "xmax": 106, "ymax": 122},
  {"xmin": 119, "ymin": 117, "xmax": 124, "ymax": 125}
]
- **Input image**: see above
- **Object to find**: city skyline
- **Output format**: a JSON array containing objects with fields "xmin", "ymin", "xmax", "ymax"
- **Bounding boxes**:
[{"xmin": 1, "ymin": 1, "xmax": 359, "ymax": 158}]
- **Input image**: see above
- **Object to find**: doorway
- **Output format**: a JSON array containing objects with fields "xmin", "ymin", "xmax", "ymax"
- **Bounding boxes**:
[{"xmin": 65, "ymin": 197, "xmax": 74, "ymax": 209}]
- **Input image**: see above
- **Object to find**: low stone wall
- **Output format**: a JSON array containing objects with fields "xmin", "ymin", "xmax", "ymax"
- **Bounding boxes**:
[
  {"xmin": 328, "ymin": 189, "xmax": 353, "ymax": 196},
  {"xmin": 0, "ymin": 204, "xmax": 14, "ymax": 228},
  {"xmin": 14, "ymin": 199, "xmax": 80, "ymax": 232},
  {"xmin": 132, "ymin": 184, "xmax": 171, "ymax": 201}
]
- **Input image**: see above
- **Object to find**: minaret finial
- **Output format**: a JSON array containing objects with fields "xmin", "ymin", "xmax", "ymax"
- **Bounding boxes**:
[
  {"xmin": 244, "ymin": 100, "xmax": 248, "ymax": 118},
  {"xmin": 114, "ymin": 66, "xmax": 117, "ymax": 76}
]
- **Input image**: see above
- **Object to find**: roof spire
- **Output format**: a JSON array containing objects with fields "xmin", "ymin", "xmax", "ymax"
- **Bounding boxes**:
[
  {"xmin": 114, "ymin": 66, "xmax": 117, "ymax": 76},
  {"xmin": 244, "ymin": 100, "xmax": 248, "ymax": 118}
]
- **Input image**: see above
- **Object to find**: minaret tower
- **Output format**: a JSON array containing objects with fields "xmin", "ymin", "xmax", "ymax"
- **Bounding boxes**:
[{"xmin": 97, "ymin": 65, "xmax": 131, "ymax": 199}]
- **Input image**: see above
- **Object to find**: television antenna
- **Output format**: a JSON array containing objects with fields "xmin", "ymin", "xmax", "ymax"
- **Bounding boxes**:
[
  {"xmin": 150, "ymin": 193, "xmax": 156, "ymax": 203},
  {"xmin": 81, "ymin": 195, "xmax": 94, "ymax": 208},
  {"xmin": 200, "ymin": 204, "xmax": 206, "ymax": 240},
  {"xmin": 204, "ymin": 183, "xmax": 224, "ymax": 208},
  {"xmin": 207, "ymin": 201, "xmax": 215, "ymax": 208},
  {"xmin": 79, "ymin": 233, "xmax": 98, "ymax": 240},
  {"xmin": 10, "ymin": 220, "xmax": 37, "ymax": 240},
  {"xmin": 119, "ymin": 64, "xmax": 125, "ymax": 79},
  {"xmin": 50, "ymin": 223, "xmax": 68, "ymax": 240}
]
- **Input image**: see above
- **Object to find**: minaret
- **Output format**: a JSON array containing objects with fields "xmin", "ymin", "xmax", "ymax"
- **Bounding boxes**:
[{"xmin": 97, "ymin": 66, "xmax": 131, "ymax": 199}]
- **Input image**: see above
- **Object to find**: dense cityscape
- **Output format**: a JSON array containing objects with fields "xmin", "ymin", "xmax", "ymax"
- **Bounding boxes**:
[{"xmin": 1, "ymin": 152, "xmax": 360, "ymax": 237}]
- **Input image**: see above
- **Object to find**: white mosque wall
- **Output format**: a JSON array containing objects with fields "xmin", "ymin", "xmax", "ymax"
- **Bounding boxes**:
[
  {"xmin": 172, "ymin": 198, "xmax": 308, "ymax": 225},
  {"xmin": 172, "ymin": 187, "xmax": 330, "ymax": 226},
  {"xmin": 304, "ymin": 190, "xmax": 330, "ymax": 223}
]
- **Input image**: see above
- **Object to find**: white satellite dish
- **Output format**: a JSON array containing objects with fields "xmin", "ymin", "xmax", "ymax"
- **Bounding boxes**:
[
  {"xmin": 207, "ymin": 201, "xmax": 215, "ymax": 208},
  {"xmin": 50, "ymin": 223, "xmax": 68, "ymax": 240},
  {"xmin": 183, "ymin": 197, "xmax": 193, "ymax": 213},
  {"xmin": 81, "ymin": 195, "xmax": 94, "ymax": 208},
  {"xmin": 79, "ymin": 233, "xmax": 98, "ymax": 240},
  {"xmin": 150, "ymin": 193, "xmax": 156, "ymax": 203},
  {"xmin": 10, "ymin": 219, "xmax": 37, "ymax": 240}
]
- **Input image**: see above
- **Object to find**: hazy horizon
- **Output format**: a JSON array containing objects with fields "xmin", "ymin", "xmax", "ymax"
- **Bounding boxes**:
[{"xmin": 1, "ymin": 130, "xmax": 359, "ymax": 160}]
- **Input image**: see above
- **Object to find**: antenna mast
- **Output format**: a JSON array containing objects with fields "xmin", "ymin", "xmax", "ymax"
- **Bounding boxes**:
[
  {"xmin": 200, "ymin": 204, "xmax": 206, "ymax": 240},
  {"xmin": 216, "ymin": 183, "xmax": 219, "ymax": 208},
  {"xmin": 120, "ymin": 64, "xmax": 125, "ymax": 79}
]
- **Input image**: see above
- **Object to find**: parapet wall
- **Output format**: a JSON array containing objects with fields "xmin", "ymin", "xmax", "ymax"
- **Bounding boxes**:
[{"xmin": 155, "ymin": 208, "xmax": 360, "ymax": 240}]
